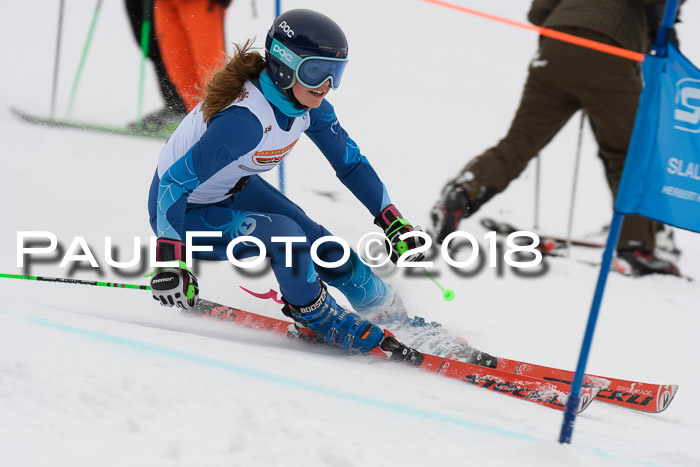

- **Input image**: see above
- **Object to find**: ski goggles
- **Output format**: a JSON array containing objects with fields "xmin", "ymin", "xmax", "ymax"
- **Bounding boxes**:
[
  {"xmin": 269, "ymin": 38, "xmax": 348, "ymax": 90},
  {"xmin": 297, "ymin": 57, "xmax": 348, "ymax": 90}
]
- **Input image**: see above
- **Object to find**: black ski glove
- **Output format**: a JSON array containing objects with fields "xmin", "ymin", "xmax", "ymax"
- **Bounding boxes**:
[
  {"xmin": 148, "ymin": 238, "xmax": 199, "ymax": 310},
  {"xmin": 374, "ymin": 205, "xmax": 426, "ymax": 264}
]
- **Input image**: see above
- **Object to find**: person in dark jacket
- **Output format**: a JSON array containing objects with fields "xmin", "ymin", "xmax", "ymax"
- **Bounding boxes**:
[{"xmin": 430, "ymin": 0, "xmax": 683, "ymax": 276}]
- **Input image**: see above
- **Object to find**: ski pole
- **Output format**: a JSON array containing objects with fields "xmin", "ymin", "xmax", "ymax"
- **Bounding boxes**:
[
  {"xmin": 51, "ymin": 0, "xmax": 66, "ymax": 119},
  {"xmin": 135, "ymin": 0, "xmax": 154, "ymax": 128},
  {"xmin": 239, "ymin": 268, "xmax": 456, "ymax": 305},
  {"xmin": 565, "ymin": 110, "xmax": 586, "ymax": 256},
  {"xmin": 394, "ymin": 237, "xmax": 454, "ymax": 302},
  {"xmin": 66, "ymin": 0, "xmax": 104, "ymax": 118},
  {"xmin": 422, "ymin": 268, "xmax": 455, "ymax": 302},
  {"xmin": 0, "ymin": 273, "xmax": 150, "ymax": 291}
]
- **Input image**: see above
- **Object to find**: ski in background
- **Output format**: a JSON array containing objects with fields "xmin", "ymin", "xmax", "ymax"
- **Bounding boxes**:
[
  {"xmin": 480, "ymin": 217, "xmax": 692, "ymax": 279},
  {"xmin": 481, "ymin": 217, "xmax": 683, "ymax": 259},
  {"xmin": 480, "ymin": 217, "xmax": 605, "ymax": 251},
  {"xmin": 584, "ymin": 222, "xmax": 683, "ymax": 260},
  {"xmin": 10, "ymin": 107, "xmax": 175, "ymax": 141}
]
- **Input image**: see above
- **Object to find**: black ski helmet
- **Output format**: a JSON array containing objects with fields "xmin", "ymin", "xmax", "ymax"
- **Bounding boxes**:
[{"xmin": 265, "ymin": 9, "xmax": 349, "ymax": 90}]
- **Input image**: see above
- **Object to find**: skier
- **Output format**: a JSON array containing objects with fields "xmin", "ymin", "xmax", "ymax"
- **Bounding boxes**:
[{"xmin": 147, "ymin": 9, "xmax": 430, "ymax": 361}]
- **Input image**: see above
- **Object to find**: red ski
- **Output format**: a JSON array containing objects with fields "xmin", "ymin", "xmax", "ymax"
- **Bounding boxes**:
[
  {"xmin": 193, "ymin": 299, "xmax": 597, "ymax": 413},
  {"xmin": 496, "ymin": 357, "xmax": 678, "ymax": 413},
  {"xmin": 0, "ymin": 272, "xmax": 674, "ymax": 414},
  {"xmin": 406, "ymin": 352, "xmax": 598, "ymax": 413},
  {"xmin": 222, "ymin": 289, "xmax": 679, "ymax": 414}
]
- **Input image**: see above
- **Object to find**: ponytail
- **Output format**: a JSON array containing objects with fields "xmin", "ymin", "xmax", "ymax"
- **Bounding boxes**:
[{"xmin": 201, "ymin": 39, "xmax": 267, "ymax": 124}]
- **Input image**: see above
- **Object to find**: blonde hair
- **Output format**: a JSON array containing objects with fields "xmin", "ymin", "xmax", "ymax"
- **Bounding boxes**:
[{"xmin": 201, "ymin": 39, "xmax": 267, "ymax": 124}]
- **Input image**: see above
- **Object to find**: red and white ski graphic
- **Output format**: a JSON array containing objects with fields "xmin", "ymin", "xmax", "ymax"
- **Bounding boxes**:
[
  {"xmin": 496, "ymin": 358, "xmax": 678, "ymax": 413},
  {"xmin": 194, "ymin": 299, "xmax": 597, "ymax": 413}
]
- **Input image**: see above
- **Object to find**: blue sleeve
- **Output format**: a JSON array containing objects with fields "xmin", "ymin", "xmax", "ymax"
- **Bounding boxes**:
[
  {"xmin": 305, "ymin": 100, "xmax": 391, "ymax": 217},
  {"xmin": 157, "ymin": 107, "xmax": 263, "ymax": 240}
]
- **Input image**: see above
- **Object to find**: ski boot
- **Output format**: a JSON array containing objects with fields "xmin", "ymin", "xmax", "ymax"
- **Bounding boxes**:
[
  {"xmin": 282, "ymin": 282, "xmax": 385, "ymax": 353},
  {"xmin": 615, "ymin": 249, "xmax": 680, "ymax": 277}
]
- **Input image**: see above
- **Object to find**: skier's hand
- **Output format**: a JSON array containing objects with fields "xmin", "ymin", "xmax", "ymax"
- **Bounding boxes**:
[
  {"xmin": 150, "ymin": 266, "xmax": 199, "ymax": 310},
  {"xmin": 374, "ymin": 205, "xmax": 426, "ymax": 264},
  {"xmin": 149, "ymin": 238, "xmax": 199, "ymax": 310}
]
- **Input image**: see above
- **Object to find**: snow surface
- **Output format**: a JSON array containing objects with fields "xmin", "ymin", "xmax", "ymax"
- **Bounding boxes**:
[{"xmin": 2, "ymin": 1, "xmax": 700, "ymax": 466}]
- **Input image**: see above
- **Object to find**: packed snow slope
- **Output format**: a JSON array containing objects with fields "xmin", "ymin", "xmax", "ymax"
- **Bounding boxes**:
[{"xmin": 1, "ymin": 1, "xmax": 699, "ymax": 466}]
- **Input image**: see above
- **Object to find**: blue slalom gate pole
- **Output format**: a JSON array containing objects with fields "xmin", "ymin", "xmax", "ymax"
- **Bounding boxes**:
[
  {"xmin": 651, "ymin": 0, "xmax": 680, "ymax": 56},
  {"xmin": 559, "ymin": 213, "xmax": 623, "ymax": 443},
  {"xmin": 559, "ymin": 0, "xmax": 681, "ymax": 444}
]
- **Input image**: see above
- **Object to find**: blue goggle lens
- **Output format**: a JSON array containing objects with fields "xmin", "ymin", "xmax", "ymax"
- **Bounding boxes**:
[{"xmin": 297, "ymin": 58, "xmax": 348, "ymax": 90}]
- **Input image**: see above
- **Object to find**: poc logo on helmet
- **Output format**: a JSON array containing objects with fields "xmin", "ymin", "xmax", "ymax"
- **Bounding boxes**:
[
  {"xmin": 278, "ymin": 20, "xmax": 294, "ymax": 38},
  {"xmin": 272, "ymin": 44, "xmax": 294, "ymax": 63}
]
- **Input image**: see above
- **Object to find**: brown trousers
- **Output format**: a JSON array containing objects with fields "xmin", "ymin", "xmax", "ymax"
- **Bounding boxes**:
[{"xmin": 457, "ymin": 28, "xmax": 656, "ymax": 252}]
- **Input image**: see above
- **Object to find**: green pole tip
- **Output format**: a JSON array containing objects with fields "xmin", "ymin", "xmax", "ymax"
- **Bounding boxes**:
[{"xmin": 443, "ymin": 289, "xmax": 455, "ymax": 301}]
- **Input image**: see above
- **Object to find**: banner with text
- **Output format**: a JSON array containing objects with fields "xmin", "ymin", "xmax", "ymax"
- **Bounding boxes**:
[{"xmin": 616, "ymin": 44, "xmax": 700, "ymax": 233}]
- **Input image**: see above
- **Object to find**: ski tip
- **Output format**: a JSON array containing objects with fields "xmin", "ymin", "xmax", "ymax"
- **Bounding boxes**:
[
  {"xmin": 576, "ymin": 387, "xmax": 601, "ymax": 413},
  {"xmin": 654, "ymin": 384, "xmax": 679, "ymax": 413},
  {"xmin": 9, "ymin": 106, "xmax": 33, "ymax": 122}
]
